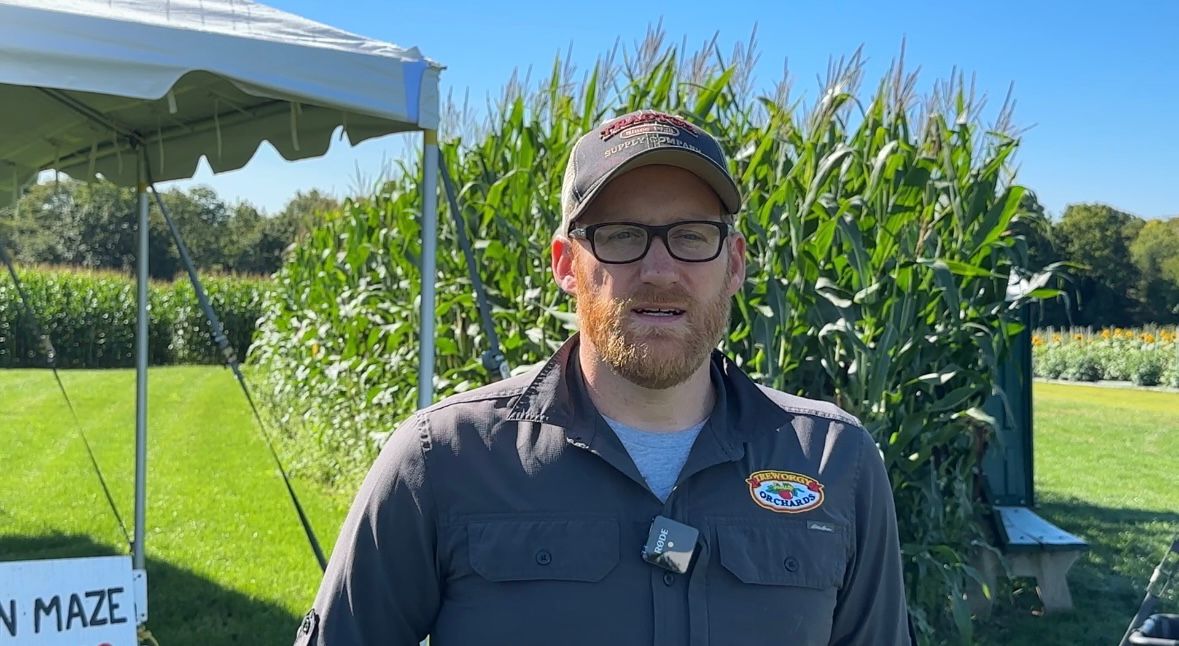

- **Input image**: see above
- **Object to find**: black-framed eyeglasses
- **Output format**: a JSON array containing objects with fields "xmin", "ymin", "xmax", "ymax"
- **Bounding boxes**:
[{"xmin": 568, "ymin": 220, "xmax": 731, "ymax": 264}]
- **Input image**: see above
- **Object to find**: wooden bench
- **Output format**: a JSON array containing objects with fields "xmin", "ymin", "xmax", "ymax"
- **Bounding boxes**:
[{"xmin": 974, "ymin": 505, "xmax": 1089, "ymax": 613}]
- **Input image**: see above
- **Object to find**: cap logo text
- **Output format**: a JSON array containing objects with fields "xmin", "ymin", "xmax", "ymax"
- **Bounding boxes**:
[
  {"xmin": 602, "ymin": 132, "xmax": 704, "ymax": 159},
  {"xmin": 600, "ymin": 112, "xmax": 698, "ymax": 140},
  {"xmin": 620, "ymin": 123, "xmax": 680, "ymax": 138}
]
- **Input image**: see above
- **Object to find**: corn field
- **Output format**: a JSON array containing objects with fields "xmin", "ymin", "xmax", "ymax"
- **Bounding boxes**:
[
  {"xmin": 0, "ymin": 264, "xmax": 265, "ymax": 367},
  {"xmin": 249, "ymin": 28, "xmax": 1061, "ymax": 643}
]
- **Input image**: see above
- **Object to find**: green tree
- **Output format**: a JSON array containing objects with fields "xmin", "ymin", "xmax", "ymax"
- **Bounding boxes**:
[
  {"xmin": 222, "ymin": 201, "xmax": 264, "ymax": 271},
  {"xmin": 275, "ymin": 189, "xmax": 339, "ymax": 239},
  {"xmin": 223, "ymin": 201, "xmax": 290, "ymax": 276},
  {"xmin": 1129, "ymin": 217, "xmax": 1179, "ymax": 322},
  {"xmin": 70, "ymin": 180, "xmax": 138, "ymax": 270},
  {"xmin": 1, "ymin": 178, "xmax": 204, "ymax": 278},
  {"xmin": 1, "ymin": 179, "xmax": 334, "ymax": 279},
  {"xmin": 241, "ymin": 189, "xmax": 340, "ymax": 276},
  {"xmin": 157, "ymin": 185, "xmax": 232, "ymax": 271},
  {"xmin": 1055, "ymin": 203, "xmax": 1145, "ymax": 325},
  {"xmin": 4, "ymin": 180, "xmax": 85, "ymax": 265}
]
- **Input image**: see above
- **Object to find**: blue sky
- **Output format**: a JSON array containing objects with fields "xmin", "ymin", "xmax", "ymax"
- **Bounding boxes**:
[{"xmin": 174, "ymin": 0, "xmax": 1179, "ymax": 220}]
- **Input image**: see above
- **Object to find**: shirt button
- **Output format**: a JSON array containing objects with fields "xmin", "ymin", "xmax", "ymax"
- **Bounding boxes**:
[
  {"xmin": 663, "ymin": 572, "xmax": 676, "ymax": 586},
  {"xmin": 784, "ymin": 556, "xmax": 800, "ymax": 572},
  {"xmin": 535, "ymin": 549, "xmax": 552, "ymax": 566}
]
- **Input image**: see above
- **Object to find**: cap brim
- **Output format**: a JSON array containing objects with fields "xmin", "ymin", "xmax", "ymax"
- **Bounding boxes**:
[{"xmin": 565, "ymin": 148, "xmax": 742, "ymax": 229}]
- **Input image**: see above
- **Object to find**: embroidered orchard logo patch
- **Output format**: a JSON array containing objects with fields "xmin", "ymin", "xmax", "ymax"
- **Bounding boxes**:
[{"xmin": 746, "ymin": 470, "xmax": 824, "ymax": 514}]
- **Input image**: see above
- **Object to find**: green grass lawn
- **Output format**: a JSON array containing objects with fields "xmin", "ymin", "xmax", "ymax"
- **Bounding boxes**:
[
  {"xmin": 0, "ymin": 367, "xmax": 352, "ymax": 645},
  {"xmin": 976, "ymin": 382, "xmax": 1179, "ymax": 646},
  {"xmin": 2, "ymin": 370, "xmax": 1176, "ymax": 644}
]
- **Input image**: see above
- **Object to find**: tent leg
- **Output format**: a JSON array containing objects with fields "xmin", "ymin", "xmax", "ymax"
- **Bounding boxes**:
[
  {"xmin": 133, "ymin": 148, "xmax": 150, "ymax": 623},
  {"xmin": 417, "ymin": 131, "xmax": 439, "ymax": 410}
]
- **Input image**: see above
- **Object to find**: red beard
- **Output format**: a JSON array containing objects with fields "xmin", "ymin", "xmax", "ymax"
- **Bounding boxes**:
[{"xmin": 573, "ymin": 249, "xmax": 731, "ymax": 390}]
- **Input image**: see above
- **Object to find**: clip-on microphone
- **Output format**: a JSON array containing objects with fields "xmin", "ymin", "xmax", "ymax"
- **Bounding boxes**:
[{"xmin": 641, "ymin": 515, "xmax": 700, "ymax": 574}]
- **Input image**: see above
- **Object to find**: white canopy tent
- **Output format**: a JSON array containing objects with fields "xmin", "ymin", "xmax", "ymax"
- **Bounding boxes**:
[{"xmin": 0, "ymin": 0, "xmax": 443, "ymax": 632}]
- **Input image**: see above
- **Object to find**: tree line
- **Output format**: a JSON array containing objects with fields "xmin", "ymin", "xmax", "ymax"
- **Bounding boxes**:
[
  {"xmin": 1, "ymin": 178, "xmax": 1176, "ymax": 328},
  {"xmin": 1029, "ymin": 201, "xmax": 1179, "ymax": 327},
  {"xmin": 0, "ymin": 178, "xmax": 339, "ymax": 279}
]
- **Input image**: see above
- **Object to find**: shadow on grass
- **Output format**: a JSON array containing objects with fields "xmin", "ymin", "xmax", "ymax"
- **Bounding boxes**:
[
  {"xmin": 976, "ymin": 497, "xmax": 1179, "ymax": 646},
  {"xmin": 1, "ymin": 533, "xmax": 301, "ymax": 646}
]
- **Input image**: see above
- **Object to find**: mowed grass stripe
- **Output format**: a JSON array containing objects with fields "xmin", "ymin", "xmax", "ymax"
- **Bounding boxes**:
[
  {"xmin": 1034, "ymin": 382, "xmax": 1176, "ymax": 511},
  {"xmin": 2, "ymin": 370, "xmax": 132, "ymax": 542},
  {"xmin": 0, "ymin": 366, "xmax": 352, "ymax": 645}
]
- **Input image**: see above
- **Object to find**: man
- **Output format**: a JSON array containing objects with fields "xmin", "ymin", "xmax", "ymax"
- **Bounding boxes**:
[{"xmin": 297, "ymin": 110, "xmax": 911, "ymax": 645}]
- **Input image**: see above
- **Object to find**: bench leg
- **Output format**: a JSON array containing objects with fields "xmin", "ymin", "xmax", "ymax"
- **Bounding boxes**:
[
  {"xmin": 1009, "ymin": 551, "xmax": 1083, "ymax": 613},
  {"xmin": 967, "ymin": 549, "xmax": 1001, "ymax": 618}
]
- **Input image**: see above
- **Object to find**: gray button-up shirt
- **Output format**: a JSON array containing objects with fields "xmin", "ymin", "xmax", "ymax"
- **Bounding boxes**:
[{"xmin": 299, "ymin": 334, "xmax": 910, "ymax": 645}]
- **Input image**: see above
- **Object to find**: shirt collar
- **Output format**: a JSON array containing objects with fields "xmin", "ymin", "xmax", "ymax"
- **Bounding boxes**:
[{"xmin": 507, "ymin": 333, "xmax": 793, "ymax": 447}]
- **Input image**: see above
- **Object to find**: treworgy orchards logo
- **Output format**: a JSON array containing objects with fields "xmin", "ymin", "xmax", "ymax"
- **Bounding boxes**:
[{"xmin": 746, "ymin": 470, "xmax": 825, "ymax": 513}]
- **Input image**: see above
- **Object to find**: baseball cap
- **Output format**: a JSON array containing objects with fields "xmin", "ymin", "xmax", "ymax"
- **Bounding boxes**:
[{"xmin": 559, "ymin": 110, "xmax": 742, "ymax": 234}]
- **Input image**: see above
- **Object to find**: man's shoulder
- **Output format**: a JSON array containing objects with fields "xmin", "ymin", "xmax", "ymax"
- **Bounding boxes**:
[
  {"xmin": 752, "ymin": 383, "xmax": 864, "ymax": 430},
  {"xmin": 375, "ymin": 371, "xmax": 536, "ymax": 456},
  {"xmin": 748, "ymin": 384, "xmax": 884, "ymax": 488},
  {"xmin": 420, "ymin": 368, "xmax": 538, "ymax": 415}
]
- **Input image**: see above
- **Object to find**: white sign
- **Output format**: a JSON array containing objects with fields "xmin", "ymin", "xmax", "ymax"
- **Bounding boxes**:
[{"xmin": 0, "ymin": 555, "xmax": 137, "ymax": 645}]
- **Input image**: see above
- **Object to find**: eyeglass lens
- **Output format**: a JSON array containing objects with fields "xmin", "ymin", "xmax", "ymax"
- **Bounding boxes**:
[{"xmin": 592, "ymin": 222, "xmax": 723, "ymax": 262}]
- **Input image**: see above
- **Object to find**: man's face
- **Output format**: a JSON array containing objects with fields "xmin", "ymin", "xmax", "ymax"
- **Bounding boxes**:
[{"xmin": 554, "ymin": 164, "xmax": 746, "ymax": 390}]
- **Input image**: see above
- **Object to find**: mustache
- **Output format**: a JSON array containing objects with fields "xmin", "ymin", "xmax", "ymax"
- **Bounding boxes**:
[{"xmin": 616, "ymin": 284, "xmax": 694, "ymax": 308}]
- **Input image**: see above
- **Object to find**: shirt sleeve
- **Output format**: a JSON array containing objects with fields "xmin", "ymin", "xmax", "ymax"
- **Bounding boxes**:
[
  {"xmin": 828, "ymin": 428, "xmax": 911, "ymax": 646},
  {"xmin": 296, "ymin": 413, "xmax": 440, "ymax": 646}
]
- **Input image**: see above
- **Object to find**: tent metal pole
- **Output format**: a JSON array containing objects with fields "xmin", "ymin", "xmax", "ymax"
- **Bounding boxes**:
[
  {"xmin": 134, "ymin": 148, "xmax": 149, "ymax": 572},
  {"xmin": 417, "ymin": 131, "xmax": 439, "ymax": 409}
]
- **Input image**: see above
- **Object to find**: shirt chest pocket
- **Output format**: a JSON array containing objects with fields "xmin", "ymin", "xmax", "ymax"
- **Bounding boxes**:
[
  {"xmin": 712, "ymin": 525, "xmax": 844, "ymax": 589},
  {"xmin": 706, "ymin": 521, "xmax": 850, "ymax": 644},
  {"xmin": 467, "ymin": 517, "xmax": 621, "ymax": 582},
  {"xmin": 715, "ymin": 522, "xmax": 849, "ymax": 589}
]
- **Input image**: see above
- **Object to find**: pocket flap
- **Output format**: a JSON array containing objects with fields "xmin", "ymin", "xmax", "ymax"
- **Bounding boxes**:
[
  {"xmin": 468, "ymin": 518, "xmax": 620, "ymax": 582},
  {"xmin": 716, "ymin": 522, "xmax": 848, "ymax": 589}
]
